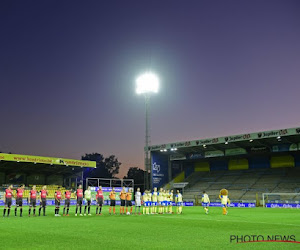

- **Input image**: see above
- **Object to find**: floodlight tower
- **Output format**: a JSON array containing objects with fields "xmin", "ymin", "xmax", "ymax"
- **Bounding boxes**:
[{"xmin": 136, "ymin": 72, "xmax": 159, "ymax": 190}]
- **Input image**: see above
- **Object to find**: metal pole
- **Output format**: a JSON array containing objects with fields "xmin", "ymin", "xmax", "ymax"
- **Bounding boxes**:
[{"xmin": 144, "ymin": 94, "xmax": 150, "ymax": 190}]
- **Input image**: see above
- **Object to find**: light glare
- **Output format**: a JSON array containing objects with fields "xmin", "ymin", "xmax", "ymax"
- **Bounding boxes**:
[{"xmin": 136, "ymin": 72, "xmax": 159, "ymax": 94}]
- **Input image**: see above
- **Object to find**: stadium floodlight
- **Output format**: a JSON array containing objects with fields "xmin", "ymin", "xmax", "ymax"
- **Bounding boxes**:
[
  {"xmin": 136, "ymin": 72, "xmax": 160, "ymax": 190},
  {"xmin": 135, "ymin": 72, "xmax": 159, "ymax": 94}
]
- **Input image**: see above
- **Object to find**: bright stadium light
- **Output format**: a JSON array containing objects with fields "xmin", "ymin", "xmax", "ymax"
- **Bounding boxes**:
[
  {"xmin": 136, "ymin": 71, "xmax": 160, "ymax": 190},
  {"xmin": 136, "ymin": 72, "xmax": 159, "ymax": 94}
]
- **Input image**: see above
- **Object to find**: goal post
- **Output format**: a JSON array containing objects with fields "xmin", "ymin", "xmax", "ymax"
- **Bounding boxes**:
[
  {"xmin": 85, "ymin": 178, "xmax": 134, "ymax": 190},
  {"xmin": 262, "ymin": 193, "xmax": 300, "ymax": 208}
]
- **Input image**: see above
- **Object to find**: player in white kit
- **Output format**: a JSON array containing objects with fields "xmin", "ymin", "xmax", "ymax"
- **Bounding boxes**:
[
  {"xmin": 135, "ymin": 188, "xmax": 142, "ymax": 215},
  {"xmin": 201, "ymin": 191, "xmax": 210, "ymax": 214}
]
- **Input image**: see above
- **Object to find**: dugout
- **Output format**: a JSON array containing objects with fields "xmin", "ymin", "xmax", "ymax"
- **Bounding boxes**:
[
  {"xmin": 0, "ymin": 153, "xmax": 96, "ymax": 188},
  {"xmin": 148, "ymin": 127, "xmax": 300, "ymax": 189}
]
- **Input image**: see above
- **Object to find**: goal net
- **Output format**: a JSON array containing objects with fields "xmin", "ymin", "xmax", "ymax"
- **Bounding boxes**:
[{"xmin": 262, "ymin": 193, "xmax": 300, "ymax": 208}]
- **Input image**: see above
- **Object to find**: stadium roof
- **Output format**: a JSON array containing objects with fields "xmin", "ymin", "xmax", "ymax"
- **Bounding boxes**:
[
  {"xmin": 148, "ymin": 127, "xmax": 300, "ymax": 158},
  {"xmin": 0, "ymin": 153, "xmax": 96, "ymax": 175}
]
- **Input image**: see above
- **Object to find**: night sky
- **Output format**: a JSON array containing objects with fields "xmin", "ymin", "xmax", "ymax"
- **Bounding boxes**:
[{"xmin": 1, "ymin": 0, "xmax": 300, "ymax": 177}]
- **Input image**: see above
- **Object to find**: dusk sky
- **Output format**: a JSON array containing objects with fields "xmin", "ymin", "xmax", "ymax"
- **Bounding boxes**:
[{"xmin": 1, "ymin": 0, "xmax": 300, "ymax": 177}]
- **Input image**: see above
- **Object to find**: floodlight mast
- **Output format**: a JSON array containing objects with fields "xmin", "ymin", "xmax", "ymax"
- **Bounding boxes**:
[{"xmin": 136, "ymin": 72, "xmax": 159, "ymax": 190}]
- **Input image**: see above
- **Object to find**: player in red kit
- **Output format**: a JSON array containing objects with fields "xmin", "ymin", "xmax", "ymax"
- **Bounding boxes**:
[
  {"xmin": 63, "ymin": 189, "xmax": 71, "ymax": 216},
  {"xmin": 54, "ymin": 186, "xmax": 62, "ymax": 216},
  {"xmin": 96, "ymin": 186, "xmax": 104, "ymax": 215},
  {"xmin": 75, "ymin": 185, "xmax": 83, "ymax": 216},
  {"xmin": 3, "ymin": 185, "xmax": 13, "ymax": 217},
  {"xmin": 15, "ymin": 184, "xmax": 25, "ymax": 217},
  {"xmin": 39, "ymin": 185, "xmax": 48, "ymax": 216},
  {"xmin": 28, "ymin": 185, "xmax": 37, "ymax": 217}
]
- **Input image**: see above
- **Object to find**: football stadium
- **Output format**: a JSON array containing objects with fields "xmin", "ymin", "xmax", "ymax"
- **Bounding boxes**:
[{"xmin": 1, "ymin": 127, "xmax": 300, "ymax": 249}]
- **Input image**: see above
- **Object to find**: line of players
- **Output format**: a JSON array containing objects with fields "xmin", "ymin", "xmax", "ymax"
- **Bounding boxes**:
[
  {"xmin": 2, "ymin": 184, "xmax": 183, "ymax": 217},
  {"xmin": 135, "ymin": 187, "xmax": 183, "ymax": 215}
]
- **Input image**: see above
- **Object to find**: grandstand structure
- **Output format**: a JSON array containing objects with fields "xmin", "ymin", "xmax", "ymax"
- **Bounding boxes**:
[
  {"xmin": 0, "ymin": 153, "xmax": 96, "ymax": 199},
  {"xmin": 148, "ymin": 127, "xmax": 300, "ymax": 205}
]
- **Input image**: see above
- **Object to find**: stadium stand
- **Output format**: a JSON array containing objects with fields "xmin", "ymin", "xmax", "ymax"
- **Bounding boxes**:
[
  {"xmin": 0, "ymin": 153, "xmax": 95, "ymax": 200},
  {"xmin": 179, "ymin": 167, "xmax": 300, "ymax": 204},
  {"xmin": 150, "ymin": 127, "xmax": 300, "ymax": 206}
]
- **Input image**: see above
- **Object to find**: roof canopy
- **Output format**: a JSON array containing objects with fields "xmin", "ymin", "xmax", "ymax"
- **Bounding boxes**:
[{"xmin": 148, "ymin": 127, "xmax": 300, "ymax": 157}]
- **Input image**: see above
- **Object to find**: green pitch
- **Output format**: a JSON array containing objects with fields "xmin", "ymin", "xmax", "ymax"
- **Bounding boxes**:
[{"xmin": 0, "ymin": 206, "xmax": 300, "ymax": 249}]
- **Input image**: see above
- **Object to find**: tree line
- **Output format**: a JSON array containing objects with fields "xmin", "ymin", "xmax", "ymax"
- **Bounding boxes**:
[{"xmin": 81, "ymin": 153, "xmax": 148, "ymax": 190}]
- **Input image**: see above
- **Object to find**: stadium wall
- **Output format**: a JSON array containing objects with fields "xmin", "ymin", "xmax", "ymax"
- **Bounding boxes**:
[
  {"xmin": 248, "ymin": 157, "xmax": 270, "ymax": 169},
  {"xmin": 194, "ymin": 162, "xmax": 210, "ymax": 172}
]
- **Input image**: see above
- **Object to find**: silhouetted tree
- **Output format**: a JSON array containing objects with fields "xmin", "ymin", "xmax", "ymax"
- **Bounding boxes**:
[
  {"xmin": 123, "ymin": 167, "xmax": 148, "ymax": 191},
  {"xmin": 81, "ymin": 153, "xmax": 121, "ymax": 179}
]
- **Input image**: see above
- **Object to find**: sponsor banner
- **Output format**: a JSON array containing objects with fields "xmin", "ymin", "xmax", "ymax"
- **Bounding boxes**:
[
  {"xmin": 0, "ymin": 153, "xmax": 96, "ymax": 168},
  {"xmin": 256, "ymin": 129, "xmax": 289, "ymax": 139},
  {"xmin": 186, "ymin": 153, "xmax": 204, "ymax": 160},
  {"xmin": 205, "ymin": 150, "xmax": 224, "ymax": 158},
  {"xmin": 149, "ymin": 127, "xmax": 300, "ymax": 152},
  {"xmin": 167, "ymin": 202, "xmax": 194, "ymax": 206},
  {"xmin": 225, "ymin": 148, "xmax": 247, "ymax": 156},
  {"xmin": 265, "ymin": 203, "xmax": 300, "ymax": 208},
  {"xmin": 247, "ymin": 146, "xmax": 270, "ymax": 153},
  {"xmin": 0, "ymin": 199, "xmax": 128, "ymax": 206},
  {"xmin": 183, "ymin": 201, "xmax": 194, "ymax": 206},
  {"xmin": 224, "ymin": 134, "xmax": 251, "ymax": 143},
  {"xmin": 151, "ymin": 152, "xmax": 169, "ymax": 188},
  {"xmin": 272, "ymin": 144, "xmax": 298, "ymax": 152},
  {"xmin": 209, "ymin": 202, "xmax": 256, "ymax": 208},
  {"xmin": 272, "ymin": 145, "xmax": 287, "ymax": 152},
  {"xmin": 0, "ymin": 200, "xmax": 193, "ymax": 206},
  {"xmin": 0, "ymin": 199, "xmax": 78, "ymax": 206},
  {"xmin": 170, "ymin": 154, "xmax": 186, "ymax": 161}
]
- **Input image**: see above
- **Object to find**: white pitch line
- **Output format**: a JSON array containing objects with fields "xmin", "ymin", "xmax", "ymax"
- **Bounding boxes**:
[{"xmin": 152, "ymin": 215, "xmax": 300, "ymax": 227}]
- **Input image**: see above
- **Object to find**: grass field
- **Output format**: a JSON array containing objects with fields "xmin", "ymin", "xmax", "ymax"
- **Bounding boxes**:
[{"xmin": 1, "ymin": 205, "xmax": 300, "ymax": 249}]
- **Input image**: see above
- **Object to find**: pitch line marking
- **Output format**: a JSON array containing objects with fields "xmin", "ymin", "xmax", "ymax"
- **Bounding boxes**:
[{"xmin": 153, "ymin": 215, "xmax": 300, "ymax": 227}]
